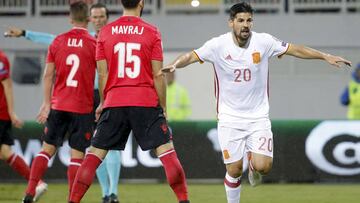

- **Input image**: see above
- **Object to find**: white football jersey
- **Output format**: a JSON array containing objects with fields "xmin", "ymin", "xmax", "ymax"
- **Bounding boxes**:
[{"xmin": 194, "ymin": 31, "xmax": 289, "ymax": 127}]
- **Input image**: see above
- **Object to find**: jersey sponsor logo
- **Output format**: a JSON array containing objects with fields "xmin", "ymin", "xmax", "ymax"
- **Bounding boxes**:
[
  {"xmin": 252, "ymin": 52, "xmax": 261, "ymax": 64},
  {"xmin": 306, "ymin": 121, "xmax": 360, "ymax": 175},
  {"xmin": 67, "ymin": 38, "xmax": 83, "ymax": 47},
  {"xmin": 111, "ymin": 25, "xmax": 144, "ymax": 35},
  {"xmin": 225, "ymin": 54, "xmax": 233, "ymax": 60}
]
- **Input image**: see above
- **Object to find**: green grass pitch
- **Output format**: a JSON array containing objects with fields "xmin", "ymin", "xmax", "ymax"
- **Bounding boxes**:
[{"xmin": 0, "ymin": 183, "xmax": 359, "ymax": 203}]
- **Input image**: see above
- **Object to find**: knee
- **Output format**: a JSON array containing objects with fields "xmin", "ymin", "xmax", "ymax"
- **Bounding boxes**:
[
  {"xmin": 0, "ymin": 145, "xmax": 13, "ymax": 160},
  {"xmin": 252, "ymin": 160, "xmax": 273, "ymax": 175},
  {"xmin": 226, "ymin": 164, "xmax": 243, "ymax": 178},
  {"xmin": 41, "ymin": 143, "xmax": 57, "ymax": 157}
]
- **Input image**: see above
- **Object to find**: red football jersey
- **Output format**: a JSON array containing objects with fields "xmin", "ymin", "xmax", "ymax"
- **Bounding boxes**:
[
  {"xmin": 96, "ymin": 16, "xmax": 163, "ymax": 108},
  {"xmin": 47, "ymin": 28, "xmax": 96, "ymax": 113},
  {"xmin": 0, "ymin": 50, "xmax": 10, "ymax": 120}
]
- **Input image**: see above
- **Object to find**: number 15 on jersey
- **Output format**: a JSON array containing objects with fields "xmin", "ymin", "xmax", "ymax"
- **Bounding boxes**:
[{"xmin": 114, "ymin": 42, "xmax": 142, "ymax": 79}]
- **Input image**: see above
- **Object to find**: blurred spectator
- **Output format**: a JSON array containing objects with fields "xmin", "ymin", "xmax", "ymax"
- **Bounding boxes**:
[
  {"xmin": 340, "ymin": 63, "xmax": 360, "ymax": 119},
  {"xmin": 166, "ymin": 72, "xmax": 191, "ymax": 121}
]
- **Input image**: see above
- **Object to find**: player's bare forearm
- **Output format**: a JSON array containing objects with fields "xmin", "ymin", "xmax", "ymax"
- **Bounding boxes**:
[
  {"xmin": 42, "ymin": 63, "xmax": 55, "ymax": 104},
  {"xmin": 1, "ymin": 78, "xmax": 15, "ymax": 115},
  {"xmin": 163, "ymin": 51, "xmax": 200, "ymax": 72},
  {"xmin": 286, "ymin": 44, "xmax": 327, "ymax": 59},
  {"xmin": 286, "ymin": 44, "xmax": 352, "ymax": 67},
  {"xmin": 152, "ymin": 60, "xmax": 167, "ymax": 112},
  {"xmin": 2, "ymin": 78, "xmax": 24, "ymax": 128},
  {"xmin": 154, "ymin": 74, "xmax": 166, "ymax": 110},
  {"xmin": 97, "ymin": 60, "xmax": 108, "ymax": 104}
]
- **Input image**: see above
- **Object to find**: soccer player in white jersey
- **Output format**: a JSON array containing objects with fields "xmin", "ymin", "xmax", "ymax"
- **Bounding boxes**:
[{"xmin": 162, "ymin": 2, "xmax": 351, "ymax": 203}]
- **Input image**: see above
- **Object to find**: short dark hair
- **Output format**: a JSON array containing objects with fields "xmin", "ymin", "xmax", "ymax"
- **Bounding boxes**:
[
  {"xmin": 70, "ymin": 1, "xmax": 89, "ymax": 23},
  {"xmin": 90, "ymin": 3, "xmax": 109, "ymax": 19},
  {"xmin": 229, "ymin": 2, "xmax": 253, "ymax": 20},
  {"xmin": 121, "ymin": 0, "xmax": 141, "ymax": 9}
]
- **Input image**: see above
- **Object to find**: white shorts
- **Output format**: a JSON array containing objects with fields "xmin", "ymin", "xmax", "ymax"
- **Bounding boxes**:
[{"xmin": 217, "ymin": 123, "xmax": 273, "ymax": 164}]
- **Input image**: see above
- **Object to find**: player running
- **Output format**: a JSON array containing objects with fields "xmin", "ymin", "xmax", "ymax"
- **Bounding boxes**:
[{"xmin": 162, "ymin": 2, "xmax": 351, "ymax": 203}]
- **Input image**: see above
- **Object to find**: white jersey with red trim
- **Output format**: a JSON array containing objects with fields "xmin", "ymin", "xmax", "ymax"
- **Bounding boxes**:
[{"xmin": 194, "ymin": 31, "xmax": 289, "ymax": 128}]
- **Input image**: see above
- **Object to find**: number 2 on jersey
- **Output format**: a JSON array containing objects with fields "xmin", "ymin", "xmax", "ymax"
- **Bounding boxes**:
[
  {"xmin": 66, "ymin": 54, "xmax": 80, "ymax": 87},
  {"xmin": 114, "ymin": 42, "xmax": 141, "ymax": 79}
]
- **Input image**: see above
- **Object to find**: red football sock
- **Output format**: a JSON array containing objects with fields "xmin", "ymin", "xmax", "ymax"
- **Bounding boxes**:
[
  {"xmin": 69, "ymin": 153, "xmax": 102, "ymax": 203},
  {"xmin": 6, "ymin": 153, "xmax": 30, "ymax": 180},
  {"xmin": 159, "ymin": 150, "xmax": 189, "ymax": 201},
  {"xmin": 67, "ymin": 158, "xmax": 83, "ymax": 195},
  {"xmin": 25, "ymin": 151, "xmax": 51, "ymax": 196}
]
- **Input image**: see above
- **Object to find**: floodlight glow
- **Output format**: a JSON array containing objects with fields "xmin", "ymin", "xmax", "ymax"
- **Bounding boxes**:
[{"xmin": 191, "ymin": 0, "xmax": 200, "ymax": 7}]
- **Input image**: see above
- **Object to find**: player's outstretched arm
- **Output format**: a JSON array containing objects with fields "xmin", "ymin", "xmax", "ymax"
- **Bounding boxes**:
[
  {"xmin": 285, "ymin": 44, "xmax": 352, "ymax": 68},
  {"xmin": 1, "ymin": 78, "xmax": 23, "ymax": 128},
  {"xmin": 153, "ymin": 60, "xmax": 167, "ymax": 115},
  {"xmin": 162, "ymin": 51, "xmax": 200, "ymax": 73},
  {"xmin": 37, "ymin": 63, "xmax": 55, "ymax": 124},
  {"xmin": 4, "ymin": 26, "xmax": 55, "ymax": 45}
]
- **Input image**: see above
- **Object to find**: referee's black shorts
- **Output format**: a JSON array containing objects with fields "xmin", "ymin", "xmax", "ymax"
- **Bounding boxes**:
[{"xmin": 92, "ymin": 106, "xmax": 171, "ymax": 151}]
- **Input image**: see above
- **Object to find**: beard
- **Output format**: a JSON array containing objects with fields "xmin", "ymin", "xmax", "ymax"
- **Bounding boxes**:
[{"xmin": 234, "ymin": 29, "xmax": 250, "ymax": 41}]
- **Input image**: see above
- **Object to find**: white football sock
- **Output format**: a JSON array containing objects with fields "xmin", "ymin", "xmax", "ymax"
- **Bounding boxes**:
[{"xmin": 224, "ymin": 173, "xmax": 241, "ymax": 203}]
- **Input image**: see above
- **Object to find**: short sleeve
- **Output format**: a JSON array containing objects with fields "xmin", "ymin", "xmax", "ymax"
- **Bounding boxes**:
[
  {"xmin": 266, "ymin": 34, "xmax": 289, "ymax": 58},
  {"xmin": 96, "ymin": 30, "xmax": 106, "ymax": 61},
  {"xmin": 0, "ymin": 55, "xmax": 10, "ymax": 81},
  {"xmin": 46, "ymin": 42, "xmax": 55, "ymax": 63},
  {"xmin": 151, "ymin": 29, "xmax": 163, "ymax": 61},
  {"xmin": 194, "ymin": 37, "xmax": 217, "ymax": 63}
]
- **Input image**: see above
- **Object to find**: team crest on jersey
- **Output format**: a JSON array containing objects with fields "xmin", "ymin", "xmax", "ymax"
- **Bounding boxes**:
[
  {"xmin": 85, "ymin": 132, "xmax": 91, "ymax": 140},
  {"xmin": 223, "ymin": 150, "xmax": 230, "ymax": 160},
  {"xmin": 160, "ymin": 123, "xmax": 168, "ymax": 134},
  {"xmin": 252, "ymin": 52, "xmax": 261, "ymax": 64}
]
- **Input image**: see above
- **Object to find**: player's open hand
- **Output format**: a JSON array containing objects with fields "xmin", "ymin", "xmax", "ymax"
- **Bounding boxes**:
[
  {"xmin": 4, "ymin": 27, "xmax": 24, "ymax": 38},
  {"xmin": 161, "ymin": 64, "xmax": 176, "ymax": 73},
  {"xmin": 37, "ymin": 103, "xmax": 50, "ymax": 124},
  {"xmin": 10, "ymin": 113, "xmax": 24, "ymax": 129},
  {"xmin": 95, "ymin": 104, "xmax": 103, "ymax": 122},
  {"xmin": 324, "ymin": 54, "xmax": 352, "ymax": 68}
]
